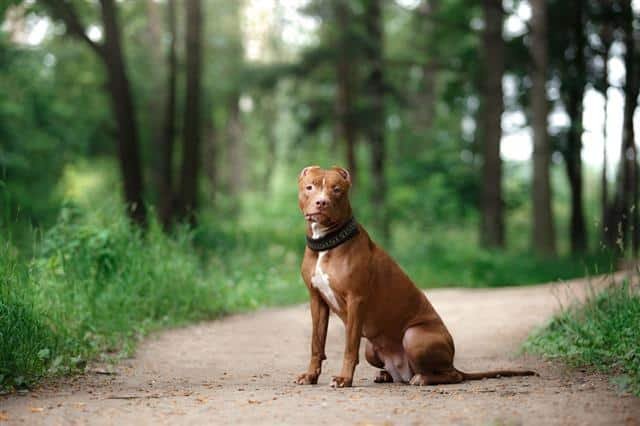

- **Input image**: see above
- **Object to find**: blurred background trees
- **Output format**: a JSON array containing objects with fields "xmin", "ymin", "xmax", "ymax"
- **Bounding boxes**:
[{"xmin": 2, "ymin": 0, "xmax": 640, "ymax": 268}]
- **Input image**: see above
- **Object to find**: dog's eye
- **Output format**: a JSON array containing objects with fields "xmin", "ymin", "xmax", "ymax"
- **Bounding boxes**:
[
  {"xmin": 306, "ymin": 185, "xmax": 313, "ymax": 191},
  {"xmin": 333, "ymin": 187, "xmax": 341, "ymax": 193}
]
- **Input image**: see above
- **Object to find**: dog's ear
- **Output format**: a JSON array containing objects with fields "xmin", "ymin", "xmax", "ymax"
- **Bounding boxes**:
[
  {"xmin": 299, "ymin": 165, "xmax": 320, "ymax": 181},
  {"xmin": 332, "ymin": 166, "xmax": 351, "ymax": 186}
]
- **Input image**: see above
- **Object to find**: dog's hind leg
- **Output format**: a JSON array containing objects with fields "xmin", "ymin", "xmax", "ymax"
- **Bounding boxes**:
[
  {"xmin": 365, "ymin": 341, "xmax": 393, "ymax": 383},
  {"xmin": 402, "ymin": 325, "xmax": 463, "ymax": 386}
]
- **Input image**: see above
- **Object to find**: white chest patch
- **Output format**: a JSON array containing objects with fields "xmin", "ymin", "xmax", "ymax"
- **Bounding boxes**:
[
  {"xmin": 311, "ymin": 251, "xmax": 341, "ymax": 312},
  {"xmin": 309, "ymin": 223, "xmax": 340, "ymax": 312}
]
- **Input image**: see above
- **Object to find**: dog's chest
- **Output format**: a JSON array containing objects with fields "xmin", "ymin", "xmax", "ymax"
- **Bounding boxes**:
[{"xmin": 311, "ymin": 251, "xmax": 341, "ymax": 312}]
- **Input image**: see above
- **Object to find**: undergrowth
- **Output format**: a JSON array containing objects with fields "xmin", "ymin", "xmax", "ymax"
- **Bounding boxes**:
[{"xmin": 524, "ymin": 278, "xmax": 640, "ymax": 396}]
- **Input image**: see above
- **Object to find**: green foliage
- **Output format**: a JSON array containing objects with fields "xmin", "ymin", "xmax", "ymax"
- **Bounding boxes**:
[
  {"xmin": 0, "ymin": 205, "xmax": 224, "ymax": 390},
  {"xmin": 524, "ymin": 281, "xmax": 640, "ymax": 395},
  {"xmin": 393, "ymin": 224, "xmax": 614, "ymax": 287},
  {"xmin": 0, "ymin": 33, "xmax": 108, "ymax": 233}
]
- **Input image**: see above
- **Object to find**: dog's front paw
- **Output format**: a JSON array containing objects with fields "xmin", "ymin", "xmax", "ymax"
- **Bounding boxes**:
[
  {"xmin": 329, "ymin": 376, "xmax": 352, "ymax": 388},
  {"xmin": 295, "ymin": 372, "xmax": 319, "ymax": 385}
]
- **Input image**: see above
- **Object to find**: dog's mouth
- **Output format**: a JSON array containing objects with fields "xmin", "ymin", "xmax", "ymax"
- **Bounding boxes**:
[{"xmin": 305, "ymin": 212, "xmax": 328, "ymax": 223}]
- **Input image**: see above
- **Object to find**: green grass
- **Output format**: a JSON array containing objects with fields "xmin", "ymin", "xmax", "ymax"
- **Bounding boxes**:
[
  {"xmin": 524, "ymin": 279, "xmax": 640, "ymax": 395},
  {"xmin": 0, "ymin": 250, "xmax": 60, "ymax": 389}
]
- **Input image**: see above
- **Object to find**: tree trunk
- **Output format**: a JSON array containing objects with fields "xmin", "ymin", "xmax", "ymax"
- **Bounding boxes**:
[
  {"xmin": 412, "ymin": 0, "xmax": 439, "ymax": 135},
  {"xmin": 262, "ymin": 99, "xmax": 277, "ymax": 193},
  {"xmin": 100, "ymin": 0, "xmax": 147, "ymax": 226},
  {"xmin": 42, "ymin": 0, "xmax": 147, "ymax": 226},
  {"xmin": 563, "ymin": 0, "xmax": 587, "ymax": 253},
  {"xmin": 601, "ymin": 23, "xmax": 611, "ymax": 244},
  {"xmin": 530, "ymin": 0, "xmax": 556, "ymax": 256},
  {"xmin": 479, "ymin": 0, "xmax": 505, "ymax": 249},
  {"xmin": 177, "ymin": 0, "xmax": 203, "ymax": 224},
  {"xmin": 226, "ymin": 93, "xmax": 244, "ymax": 197},
  {"xmin": 618, "ymin": 1, "xmax": 639, "ymax": 254},
  {"xmin": 363, "ymin": 0, "xmax": 388, "ymax": 241},
  {"xmin": 334, "ymin": 0, "xmax": 358, "ymax": 183},
  {"xmin": 602, "ymin": 90, "xmax": 612, "ymax": 245},
  {"xmin": 146, "ymin": 0, "xmax": 164, "ymax": 202},
  {"xmin": 202, "ymin": 101, "xmax": 217, "ymax": 201},
  {"xmin": 156, "ymin": 0, "xmax": 177, "ymax": 229}
]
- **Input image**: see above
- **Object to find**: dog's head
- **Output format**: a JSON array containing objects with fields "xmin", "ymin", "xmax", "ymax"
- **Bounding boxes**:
[{"xmin": 298, "ymin": 166, "xmax": 352, "ymax": 229}]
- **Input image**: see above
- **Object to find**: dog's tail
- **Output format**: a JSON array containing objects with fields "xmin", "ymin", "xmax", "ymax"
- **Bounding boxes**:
[{"xmin": 455, "ymin": 368, "xmax": 537, "ymax": 381}]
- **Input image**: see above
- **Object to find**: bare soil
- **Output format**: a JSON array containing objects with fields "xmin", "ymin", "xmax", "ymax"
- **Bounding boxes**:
[{"xmin": 2, "ymin": 274, "xmax": 639, "ymax": 425}]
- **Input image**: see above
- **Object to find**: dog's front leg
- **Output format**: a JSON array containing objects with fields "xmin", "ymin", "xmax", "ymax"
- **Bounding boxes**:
[
  {"xmin": 296, "ymin": 289, "xmax": 329, "ymax": 385},
  {"xmin": 331, "ymin": 295, "xmax": 364, "ymax": 388}
]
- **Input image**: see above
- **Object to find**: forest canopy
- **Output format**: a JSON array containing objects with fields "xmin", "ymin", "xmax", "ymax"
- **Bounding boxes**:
[{"xmin": 1, "ymin": 0, "xmax": 639, "ymax": 259}]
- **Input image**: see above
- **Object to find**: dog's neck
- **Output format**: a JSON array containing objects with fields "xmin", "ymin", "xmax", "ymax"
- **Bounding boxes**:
[
  {"xmin": 307, "ymin": 218, "xmax": 350, "ymax": 240},
  {"xmin": 310, "ymin": 223, "xmax": 327, "ymax": 239}
]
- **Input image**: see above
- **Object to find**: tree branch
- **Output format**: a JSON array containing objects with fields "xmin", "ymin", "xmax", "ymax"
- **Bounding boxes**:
[{"xmin": 39, "ymin": 0, "xmax": 104, "ymax": 58}]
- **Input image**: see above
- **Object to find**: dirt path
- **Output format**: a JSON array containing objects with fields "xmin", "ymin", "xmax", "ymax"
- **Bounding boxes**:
[{"xmin": 2, "ymin": 275, "xmax": 639, "ymax": 425}]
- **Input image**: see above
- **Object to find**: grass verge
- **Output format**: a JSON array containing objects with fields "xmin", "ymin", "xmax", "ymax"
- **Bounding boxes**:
[{"xmin": 524, "ymin": 278, "xmax": 640, "ymax": 396}]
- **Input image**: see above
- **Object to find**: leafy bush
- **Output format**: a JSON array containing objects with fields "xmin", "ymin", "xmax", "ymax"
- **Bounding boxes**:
[{"xmin": 524, "ymin": 280, "xmax": 640, "ymax": 395}]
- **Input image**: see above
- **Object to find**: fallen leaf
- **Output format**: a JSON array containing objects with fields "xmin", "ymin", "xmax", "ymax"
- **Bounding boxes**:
[
  {"xmin": 29, "ymin": 407, "xmax": 44, "ymax": 413},
  {"xmin": 0, "ymin": 411, "xmax": 9, "ymax": 421}
]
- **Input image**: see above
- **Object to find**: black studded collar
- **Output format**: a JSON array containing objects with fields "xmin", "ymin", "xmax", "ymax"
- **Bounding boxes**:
[{"xmin": 306, "ymin": 217, "xmax": 360, "ymax": 251}]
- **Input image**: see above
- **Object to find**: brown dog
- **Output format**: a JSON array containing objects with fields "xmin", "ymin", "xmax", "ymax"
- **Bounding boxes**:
[{"xmin": 295, "ymin": 166, "xmax": 535, "ymax": 388}]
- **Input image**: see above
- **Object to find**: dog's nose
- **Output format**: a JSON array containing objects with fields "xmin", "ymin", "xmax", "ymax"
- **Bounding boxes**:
[{"xmin": 315, "ymin": 199, "xmax": 328, "ymax": 209}]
